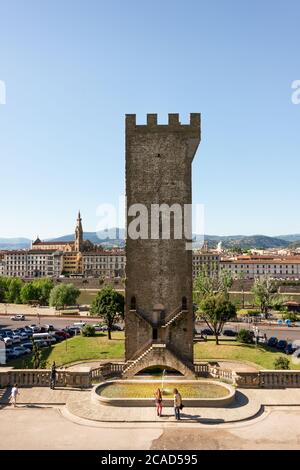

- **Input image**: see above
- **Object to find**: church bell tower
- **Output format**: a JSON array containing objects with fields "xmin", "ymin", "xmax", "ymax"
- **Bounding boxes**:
[{"xmin": 75, "ymin": 210, "xmax": 83, "ymax": 252}]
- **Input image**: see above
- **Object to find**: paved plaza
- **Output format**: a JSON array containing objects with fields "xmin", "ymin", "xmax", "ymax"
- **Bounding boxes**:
[{"xmin": 1, "ymin": 386, "xmax": 300, "ymax": 449}]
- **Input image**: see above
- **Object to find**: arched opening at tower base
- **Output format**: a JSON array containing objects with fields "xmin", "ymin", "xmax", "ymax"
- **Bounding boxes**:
[{"xmin": 136, "ymin": 365, "xmax": 184, "ymax": 377}]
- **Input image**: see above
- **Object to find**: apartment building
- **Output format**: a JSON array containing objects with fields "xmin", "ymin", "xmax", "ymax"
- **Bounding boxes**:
[
  {"xmin": 2, "ymin": 250, "xmax": 63, "ymax": 278},
  {"xmin": 221, "ymin": 255, "xmax": 300, "ymax": 280},
  {"xmin": 192, "ymin": 251, "xmax": 220, "ymax": 278},
  {"xmin": 82, "ymin": 251, "xmax": 125, "ymax": 278}
]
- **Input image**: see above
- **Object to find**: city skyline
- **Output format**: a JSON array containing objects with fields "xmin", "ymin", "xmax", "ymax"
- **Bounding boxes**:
[{"xmin": 1, "ymin": 0, "xmax": 300, "ymax": 238}]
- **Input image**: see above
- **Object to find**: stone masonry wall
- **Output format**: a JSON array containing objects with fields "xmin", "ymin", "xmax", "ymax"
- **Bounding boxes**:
[{"xmin": 125, "ymin": 113, "xmax": 200, "ymax": 370}]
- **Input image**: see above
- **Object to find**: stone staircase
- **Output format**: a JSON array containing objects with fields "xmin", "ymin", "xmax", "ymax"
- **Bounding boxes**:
[
  {"xmin": 162, "ymin": 307, "xmax": 187, "ymax": 328},
  {"xmin": 123, "ymin": 342, "xmax": 166, "ymax": 376}
]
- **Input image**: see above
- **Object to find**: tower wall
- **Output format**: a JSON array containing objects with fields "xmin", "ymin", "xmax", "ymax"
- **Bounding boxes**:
[{"xmin": 125, "ymin": 114, "xmax": 201, "ymax": 370}]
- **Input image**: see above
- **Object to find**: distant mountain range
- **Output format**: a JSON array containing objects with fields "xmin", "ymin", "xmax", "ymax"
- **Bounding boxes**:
[{"xmin": 0, "ymin": 231, "xmax": 300, "ymax": 251}]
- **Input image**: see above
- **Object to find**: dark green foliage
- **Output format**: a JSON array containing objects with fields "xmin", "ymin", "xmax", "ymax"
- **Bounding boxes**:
[
  {"xmin": 237, "ymin": 328, "xmax": 253, "ymax": 344},
  {"xmin": 274, "ymin": 356, "xmax": 290, "ymax": 370},
  {"xmin": 91, "ymin": 285, "xmax": 124, "ymax": 339},
  {"xmin": 81, "ymin": 324, "xmax": 96, "ymax": 337}
]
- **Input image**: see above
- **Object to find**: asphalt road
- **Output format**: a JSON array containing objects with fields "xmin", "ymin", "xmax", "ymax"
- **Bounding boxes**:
[
  {"xmin": 196, "ymin": 321, "xmax": 300, "ymax": 341},
  {"xmin": 1, "ymin": 316, "xmax": 300, "ymax": 341},
  {"xmin": 0, "ymin": 315, "xmax": 99, "ymax": 331}
]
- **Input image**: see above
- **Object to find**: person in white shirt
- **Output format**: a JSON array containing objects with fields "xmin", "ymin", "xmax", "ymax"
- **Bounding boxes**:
[
  {"xmin": 173, "ymin": 388, "xmax": 182, "ymax": 420},
  {"xmin": 10, "ymin": 383, "xmax": 19, "ymax": 407}
]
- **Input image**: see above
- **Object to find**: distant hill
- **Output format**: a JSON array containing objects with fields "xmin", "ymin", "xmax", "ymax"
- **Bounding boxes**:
[
  {"xmin": 0, "ymin": 231, "xmax": 299, "ymax": 250},
  {"xmin": 204, "ymin": 234, "xmax": 289, "ymax": 250},
  {"xmin": 49, "ymin": 229, "xmax": 126, "ymax": 246},
  {"xmin": 50, "ymin": 231, "xmax": 289, "ymax": 250},
  {"xmin": 0, "ymin": 238, "xmax": 31, "ymax": 250},
  {"xmin": 277, "ymin": 234, "xmax": 300, "ymax": 243}
]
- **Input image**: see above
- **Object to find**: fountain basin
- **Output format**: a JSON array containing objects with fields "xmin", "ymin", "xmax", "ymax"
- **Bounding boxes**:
[{"xmin": 92, "ymin": 379, "xmax": 236, "ymax": 407}]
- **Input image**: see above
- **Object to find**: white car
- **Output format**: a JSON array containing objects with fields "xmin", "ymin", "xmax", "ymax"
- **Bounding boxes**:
[
  {"xmin": 3, "ymin": 337, "xmax": 13, "ymax": 346},
  {"xmin": 10, "ymin": 315, "xmax": 26, "ymax": 321}
]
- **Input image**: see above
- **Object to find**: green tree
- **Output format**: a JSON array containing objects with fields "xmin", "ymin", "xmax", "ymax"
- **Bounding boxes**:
[
  {"xmin": 200, "ymin": 293, "xmax": 236, "ymax": 345},
  {"xmin": 251, "ymin": 277, "xmax": 278, "ymax": 318},
  {"xmin": 49, "ymin": 283, "xmax": 80, "ymax": 309},
  {"xmin": 193, "ymin": 267, "xmax": 233, "ymax": 317},
  {"xmin": 6, "ymin": 278, "xmax": 23, "ymax": 303},
  {"xmin": 90, "ymin": 285, "xmax": 124, "ymax": 339},
  {"xmin": 32, "ymin": 342, "xmax": 43, "ymax": 369},
  {"xmin": 34, "ymin": 279, "xmax": 54, "ymax": 305},
  {"xmin": 81, "ymin": 324, "xmax": 96, "ymax": 337},
  {"xmin": 20, "ymin": 282, "xmax": 39, "ymax": 304},
  {"xmin": 0, "ymin": 277, "xmax": 9, "ymax": 302}
]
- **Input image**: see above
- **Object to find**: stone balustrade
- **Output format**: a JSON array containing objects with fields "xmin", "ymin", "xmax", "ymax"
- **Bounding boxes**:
[
  {"xmin": 194, "ymin": 362, "xmax": 209, "ymax": 377},
  {"xmin": 234, "ymin": 370, "xmax": 300, "ymax": 388},
  {"xmin": 0, "ymin": 367, "xmax": 91, "ymax": 389},
  {"xmin": 2, "ymin": 364, "xmax": 300, "ymax": 389},
  {"xmin": 91, "ymin": 362, "xmax": 124, "ymax": 382}
]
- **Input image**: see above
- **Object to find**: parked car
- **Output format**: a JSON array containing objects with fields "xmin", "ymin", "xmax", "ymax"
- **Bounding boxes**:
[
  {"xmin": 52, "ymin": 334, "xmax": 63, "ymax": 342},
  {"xmin": 276, "ymin": 340, "xmax": 288, "ymax": 351},
  {"xmin": 3, "ymin": 337, "xmax": 13, "ymax": 346},
  {"xmin": 92, "ymin": 323, "xmax": 104, "ymax": 331},
  {"xmin": 44, "ymin": 324, "xmax": 55, "ymax": 332},
  {"xmin": 112, "ymin": 324, "xmax": 123, "ymax": 331},
  {"xmin": 54, "ymin": 330, "xmax": 70, "ymax": 339},
  {"xmin": 33, "ymin": 339, "xmax": 50, "ymax": 348},
  {"xmin": 73, "ymin": 321, "xmax": 86, "ymax": 328},
  {"xmin": 222, "ymin": 329, "xmax": 237, "ymax": 337},
  {"xmin": 22, "ymin": 342, "xmax": 34, "ymax": 351},
  {"xmin": 6, "ymin": 350, "xmax": 18, "ymax": 360},
  {"xmin": 267, "ymin": 337, "xmax": 278, "ymax": 347},
  {"xmin": 200, "ymin": 328, "xmax": 214, "ymax": 336},
  {"xmin": 67, "ymin": 326, "xmax": 82, "ymax": 335},
  {"xmin": 10, "ymin": 315, "xmax": 25, "ymax": 321},
  {"xmin": 12, "ymin": 346, "xmax": 31, "ymax": 356},
  {"xmin": 2, "ymin": 330, "xmax": 13, "ymax": 338},
  {"xmin": 19, "ymin": 332, "xmax": 29, "ymax": 340},
  {"xmin": 285, "ymin": 343, "xmax": 294, "ymax": 355},
  {"xmin": 258, "ymin": 336, "xmax": 267, "ymax": 344},
  {"xmin": 11, "ymin": 335, "xmax": 21, "ymax": 344},
  {"xmin": 29, "ymin": 325, "xmax": 40, "ymax": 333}
]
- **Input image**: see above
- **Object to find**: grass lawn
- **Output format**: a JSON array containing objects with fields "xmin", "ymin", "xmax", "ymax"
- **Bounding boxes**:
[
  {"xmin": 8, "ymin": 334, "xmax": 300, "ymax": 370},
  {"xmin": 194, "ymin": 338, "xmax": 300, "ymax": 370},
  {"xmin": 78, "ymin": 290, "xmax": 99, "ymax": 305},
  {"xmin": 10, "ymin": 332, "xmax": 125, "ymax": 369}
]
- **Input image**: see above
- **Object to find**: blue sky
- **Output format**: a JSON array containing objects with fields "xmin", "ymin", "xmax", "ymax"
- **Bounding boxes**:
[{"xmin": 0, "ymin": 0, "xmax": 299, "ymax": 239}]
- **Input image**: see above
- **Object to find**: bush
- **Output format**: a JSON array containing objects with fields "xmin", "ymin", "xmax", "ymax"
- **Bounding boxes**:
[
  {"xmin": 81, "ymin": 324, "xmax": 96, "ymax": 337},
  {"xmin": 246, "ymin": 310, "xmax": 261, "ymax": 317},
  {"xmin": 282, "ymin": 312, "xmax": 299, "ymax": 322},
  {"xmin": 237, "ymin": 328, "xmax": 253, "ymax": 344},
  {"xmin": 274, "ymin": 356, "xmax": 290, "ymax": 370}
]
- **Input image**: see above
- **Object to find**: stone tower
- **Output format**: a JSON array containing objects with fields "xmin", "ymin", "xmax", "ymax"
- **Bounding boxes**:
[
  {"xmin": 124, "ymin": 113, "xmax": 201, "ymax": 377},
  {"xmin": 75, "ymin": 210, "xmax": 83, "ymax": 252}
]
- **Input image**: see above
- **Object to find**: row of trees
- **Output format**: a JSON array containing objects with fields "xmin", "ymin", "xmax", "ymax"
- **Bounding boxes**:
[
  {"xmin": 0, "ymin": 276, "xmax": 81, "ymax": 309},
  {"xmin": 0, "ymin": 277, "xmax": 54, "ymax": 305}
]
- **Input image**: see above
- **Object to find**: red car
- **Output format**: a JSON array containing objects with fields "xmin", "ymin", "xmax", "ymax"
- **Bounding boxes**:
[{"xmin": 54, "ymin": 330, "xmax": 70, "ymax": 339}]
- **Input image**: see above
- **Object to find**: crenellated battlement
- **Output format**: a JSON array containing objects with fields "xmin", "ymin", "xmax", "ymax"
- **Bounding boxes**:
[{"xmin": 126, "ymin": 113, "xmax": 201, "ymax": 136}]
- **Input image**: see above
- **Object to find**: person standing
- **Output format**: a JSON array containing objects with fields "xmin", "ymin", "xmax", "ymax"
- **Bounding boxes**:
[
  {"xmin": 10, "ymin": 383, "xmax": 19, "ymax": 408},
  {"xmin": 155, "ymin": 388, "xmax": 163, "ymax": 417},
  {"xmin": 173, "ymin": 388, "xmax": 182, "ymax": 420},
  {"xmin": 50, "ymin": 361, "xmax": 56, "ymax": 390}
]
